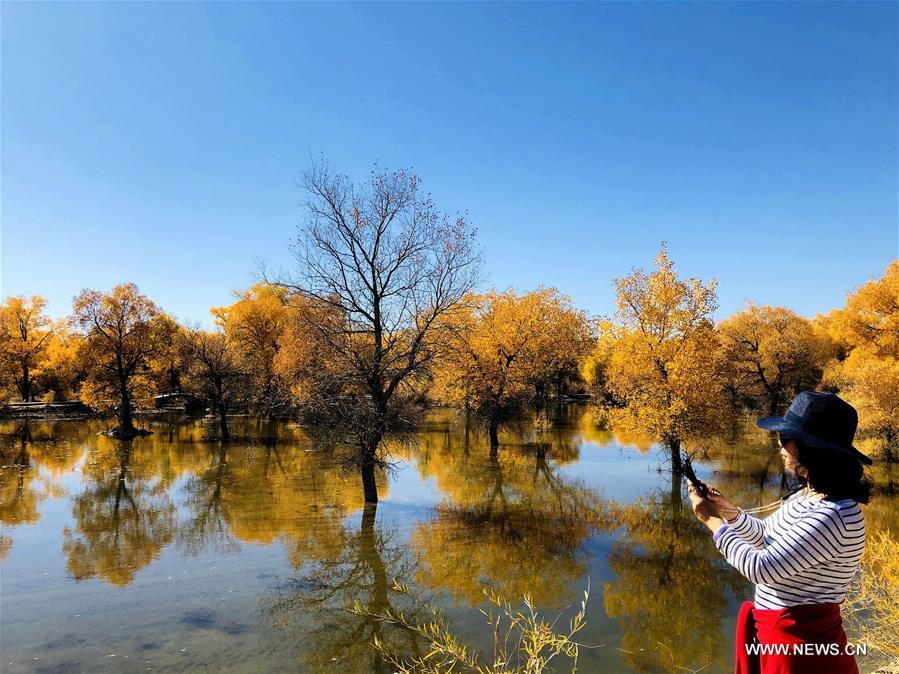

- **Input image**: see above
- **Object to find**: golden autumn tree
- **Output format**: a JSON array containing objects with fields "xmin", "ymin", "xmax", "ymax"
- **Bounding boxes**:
[
  {"xmin": 0, "ymin": 295, "xmax": 55, "ymax": 401},
  {"xmin": 272, "ymin": 293, "xmax": 342, "ymax": 406},
  {"xmin": 829, "ymin": 260, "xmax": 899, "ymax": 358},
  {"xmin": 827, "ymin": 354, "xmax": 899, "ymax": 458},
  {"xmin": 73, "ymin": 283, "xmax": 172, "ymax": 437},
  {"xmin": 431, "ymin": 288, "xmax": 591, "ymax": 446},
  {"xmin": 270, "ymin": 158, "xmax": 482, "ymax": 504},
  {"xmin": 531, "ymin": 295, "xmax": 595, "ymax": 405},
  {"xmin": 718, "ymin": 303, "xmax": 827, "ymax": 415},
  {"xmin": 603, "ymin": 246, "xmax": 725, "ymax": 471},
  {"xmin": 581, "ymin": 318, "xmax": 618, "ymax": 403},
  {"xmin": 823, "ymin": 261, "xmax": 899, "ymax": 457},
  {"xmin": 35, "ymin": 321, "xmax": 86, "ymax": 402},
  {"xmin": 212, "ymin": 282, "xmax": 289, "ymax": 415}
]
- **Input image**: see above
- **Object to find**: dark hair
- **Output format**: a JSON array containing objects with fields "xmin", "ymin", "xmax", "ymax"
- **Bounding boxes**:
[{"xmin": 781, "ymin": 434, "xmax": 871, "ymax": 504}]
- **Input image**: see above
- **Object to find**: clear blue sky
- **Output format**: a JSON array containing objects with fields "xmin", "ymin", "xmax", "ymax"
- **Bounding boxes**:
[{"xmin": 2, "ymin": 2, "xmax": 896, "ymax": 326}]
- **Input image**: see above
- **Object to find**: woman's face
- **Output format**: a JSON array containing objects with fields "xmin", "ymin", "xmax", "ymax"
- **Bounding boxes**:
[{"xmin": 779, "ymin": 437, "xmax": 801, "ymax": 474}]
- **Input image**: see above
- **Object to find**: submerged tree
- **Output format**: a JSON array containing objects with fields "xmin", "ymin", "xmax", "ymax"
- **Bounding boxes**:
[
  {"xmin": 431, "ymin": 288, "xmax": 593, "ymax": 446},
  {"xmin": 180, "ymin": 326, "xmax": 247, "ymax": 440},
  {"xmin": 602, "ymin": 245, "xmax": 725, "ymax": 472},
  {"xmin": 73, "ymin": 284, "xmax": 173, "ymax": 436},
  {"xmin": 272, "ymin": 158, "xmax": 482, "ymax": 503}
]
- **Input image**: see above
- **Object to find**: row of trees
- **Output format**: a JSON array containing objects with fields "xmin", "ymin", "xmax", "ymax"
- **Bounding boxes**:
[
  {"xmin": 1, "ymin": 161, "xmax": 897, "ymax": 499},
  {"xmin": 583, "ymin": 249, "xmax": 899, "ymax": 468}
]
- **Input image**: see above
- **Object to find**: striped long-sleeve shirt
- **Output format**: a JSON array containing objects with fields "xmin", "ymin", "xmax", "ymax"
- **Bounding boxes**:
[{"xmin": 713, "ymin": 489, "xmax": 865, "ymax": 610}]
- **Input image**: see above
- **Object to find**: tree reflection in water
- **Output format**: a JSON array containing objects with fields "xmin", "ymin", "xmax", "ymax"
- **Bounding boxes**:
[
  {"xmin": 178, "ymin": 442, "xmax": 240, "ymax": 555},
  {"xmin": 603, "ymin": 472, "xmax": 746, "ymax": 673},
  {"xmin": 265, "ymin": 501, "xmax": 423, "ymax": 674},
  {"xmin": 408, "ymin": 415, "xmax": 615, "ymax": 608},
  {"xmin": 1, "ymin": 421, "xmax": 85, "ymax": 559},
  {"xmin": 5, "ymin": 413, "xmax": 891, "ymax": 674},
  {"xmin": 63, "ymin": 435, "xmax": 176, "ymax": 586}
]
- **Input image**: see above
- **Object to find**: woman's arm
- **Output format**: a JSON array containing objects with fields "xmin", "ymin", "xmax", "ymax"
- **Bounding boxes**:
[
  {"xmin": 713, "ymin": 508, "xmax": 846, "ymax": 585},
  {"xmin": 720, "ymin": 509, "xmax": 766, "ymax": 549}
]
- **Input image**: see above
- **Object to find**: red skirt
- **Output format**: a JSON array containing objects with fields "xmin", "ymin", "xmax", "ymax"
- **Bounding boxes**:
[{"xmin": 734, "ymin": 600, "xmax": 859, "ymax": 674}]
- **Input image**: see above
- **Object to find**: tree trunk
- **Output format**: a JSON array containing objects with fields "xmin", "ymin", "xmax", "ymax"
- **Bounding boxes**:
[
  {"xmin": 217, "ymin": 400, "xmax": 230, "ymax": 441},
  {"xmin": 463, "ymin": 408, "xmax": 471, "ymax": 456},
  {"xmin": 489, "ymin": 415, "xmax": 500, "ymax": 447},
  {"xmin": 668, "ymin": 436, "xmax": 683, "ymax": 474},
  {"xmin": 20, "ymin": 363, "xmax": 31, "ymax": 402},
  {"xmin": 670, "ymin": 463, "xmax": 683, "ymax": 511},
  {"xmin": 119, "ymin": 376, "xmax": 134, "ymax": 432},
  {"xmin": 883, "ymin": 437, "xmax": 896, "ymax": 463},
  {"xmin": 767, "ymin": 394, "xmax": 781, "ymax": 416},
  {"xmin": 361, "ymin": 440, "xmax": 379, "ymax": 504},
  {"xmin": 359, "ymin": 501, "xmax": 388, "ymax": 674}
]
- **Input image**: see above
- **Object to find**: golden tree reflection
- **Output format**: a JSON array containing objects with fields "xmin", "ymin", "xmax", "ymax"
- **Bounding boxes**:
[
  {"xmin": 63, "ymin": 435, "xmax": 176, "ymax": 586},
  {"xmin": 603, "ymin": 477, "xmax": 746, "ymax": 673},
  {"xmin": 0, "ymin": 421, "xmax": 81, "ymax": 559},
  {"xmin": 409, "ymin": 419, "xmax": 613, "ymax": 606}
]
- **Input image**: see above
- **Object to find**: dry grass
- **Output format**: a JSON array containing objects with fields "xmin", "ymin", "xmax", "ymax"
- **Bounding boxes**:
[
  {"xmin": 348, "ymin": 580, "xmax": 599, "ymax": 674},
  {"xmin": 844, "ymin": 529, "xmax": 899, "ymax": 669}
]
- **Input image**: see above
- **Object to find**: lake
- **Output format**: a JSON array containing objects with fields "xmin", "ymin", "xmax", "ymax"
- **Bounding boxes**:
[{"xmin": 1, "ymin": 407, "xmax": 896, "ymax": 673}]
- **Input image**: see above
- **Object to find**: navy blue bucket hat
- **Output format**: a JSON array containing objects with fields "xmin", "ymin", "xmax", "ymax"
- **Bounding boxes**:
[{"xmin": 757, "ymin": 391, "xmax": 873, "ymax": 465}]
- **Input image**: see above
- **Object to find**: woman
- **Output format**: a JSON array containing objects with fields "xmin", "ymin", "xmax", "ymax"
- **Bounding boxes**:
[{"xmin": 689, "ymin": 391, "xmax": 872, "ymax": 674}]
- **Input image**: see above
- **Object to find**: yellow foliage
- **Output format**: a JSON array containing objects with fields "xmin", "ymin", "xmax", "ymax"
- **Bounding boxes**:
[
  {"xmin": 73, "ymin": 284, "xmax": 172, "ymax": 425},
  {"xmin": 272, "ymin": 293, "xmax": 345, "ymax": 403},
  {"xmin": 829, "ymin": 260, "xmax": 899, "ymax": 359},
  {"xmin": 826, "ymin": 350, "xmax": 899, "ymax": 451},
  {"xmin": 0, "ymin": 295, "xmax": 54, "ymax": 401},
  {"xmin": 581, "ymin": 318, "xmax": 618, "ymax": 396},
  {"xmin": 822, "ymin": 261, "xmax": 899, "ymax": 448},
  {"xmin": 211, "ymin": 283, "xmax": 291, "ymax": 413},
  {"xmin": 603, "ymin": 246, "xmax": 726, "ymax": 452},
  {"xmin": 718, "ymin": 303, "xmax": 827, "ymax": 415},
  {"xmin": 431, "ymin": 287, "xmax": 593, "ymax": 434},
  {"xmin": 38, "ymin": 321, "xmax": 85, "ymax": 401}
]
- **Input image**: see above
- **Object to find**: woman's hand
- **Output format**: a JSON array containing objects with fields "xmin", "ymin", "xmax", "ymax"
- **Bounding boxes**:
[
  {"xmin": 688, "ymin": 483, "xmax": 725, "ymax": 533},
  {"xmin": 705, "ymin": 489, "xmax": 741, "ymax": 522}
]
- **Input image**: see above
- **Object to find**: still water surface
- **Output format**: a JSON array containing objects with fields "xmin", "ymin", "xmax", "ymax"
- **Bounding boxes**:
[{"xmin": 2, "ymin": 408, "xmax": 895, "ymax": 673}]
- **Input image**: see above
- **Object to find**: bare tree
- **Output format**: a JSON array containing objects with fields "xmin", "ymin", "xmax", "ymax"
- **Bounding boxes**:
[
  {"xmin": 181, "ymin": 326, "xmax": 247, "ymax": 441},
  {"xmin": 271, "ymin": 158, "xmax": 482, "ymax": 503}
]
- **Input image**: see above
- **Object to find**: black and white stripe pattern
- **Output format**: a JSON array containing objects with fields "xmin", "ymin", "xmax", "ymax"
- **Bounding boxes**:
[{"xmin": 715, "ymin": 490, "xmax": 865, "ymax": 610}]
